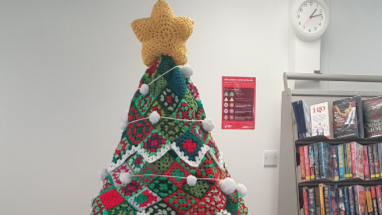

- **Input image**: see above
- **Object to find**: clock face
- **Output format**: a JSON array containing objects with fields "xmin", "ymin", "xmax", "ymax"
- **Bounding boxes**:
[{"xmin": 297, "ymin": 1, "xmax": 326, "ymax": 34}]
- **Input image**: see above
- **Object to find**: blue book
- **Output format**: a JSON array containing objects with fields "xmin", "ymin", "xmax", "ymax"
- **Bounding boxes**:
[
  {"xmin": 309, "ymin": 144, "xmax": 315, "ymax": 180},
  {"xmin": 348, "ymin": 186, "xmax": 355, "ymax": 215},
  {"xmin": 313, "ymin": 143, "xmax": 320, "ymax": 179},
  {"xmin": 291, "ymin": 101, "xmax": 302, "ymax": 138},
  {"xmin": 338, "ymin": 144, "xmax": 345, "ymax": 180},
  {"xmin": 319, "ymin": 142, "xmax": 332, "ymax": 179},
  {"xmin": 344, "ymin": 186, "xmax": 350, "ymax": 215}
]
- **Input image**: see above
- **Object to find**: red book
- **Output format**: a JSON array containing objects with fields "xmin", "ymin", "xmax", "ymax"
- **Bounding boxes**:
[
  {"xmin": 299, "ymin": 146, "xmax": 306, "ymax": 182},
  {"xmin": 364, "ymin": 145, "xmax": 370, "ymax": 180},
  {"xmin": 376, "ymin": 185, "xmax": 382, "ymax": 214},
  {"xmin": 351, "ymin": 142, "xmax": 357, "ymax": 178},
  {"xmin": 303, "ymin": 187, "xmax": 309, "ymax": 215},
  {"xmin": 304, "ymin": 145, "xmax": 311, "ymax": 181}
]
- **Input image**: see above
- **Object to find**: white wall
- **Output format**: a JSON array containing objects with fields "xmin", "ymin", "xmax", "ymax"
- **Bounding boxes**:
[{"xmin": 0, "ymin": 1, "xmax": 288, "ymax": 214}]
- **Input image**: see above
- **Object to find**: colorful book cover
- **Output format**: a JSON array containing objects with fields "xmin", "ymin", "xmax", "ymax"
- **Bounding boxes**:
[
  {"xmin": 299, "ymin": 146, "xmax": 306, "ymax": 181},
  {"xmin": 333, "ymin": 100, "xmax": 359, "ymax": 138},
  {"xmin": 302, "ymin": 100, "xmax": 312, "ymax": 138},
  {"xmin": 373, "ymin": 144, "xmax": 380, "ymax": 178},
  {"xmin": 355, "ymin": 142, "xmax": 365, "ymax": 180},
  {"xmin": 351, "ymin": 142, "xmax": 357, "ymax": 178},
  {"xmin": 303, "ymin": 187, "xmax": 309, "ymax": 215},
  {"xmin": 362, "ymin": 96, "xmax": 382, "ymax": 138},
  {"xmin": 375, "ymin": 185, "xmax": 382, "ymax": 214},
  {"xmin": 304, "ymin": 145, "xmax": 311, "ymax": 181},
  {"xmin": 365, "ymin": 187, "xmax": 373, "ymax": 213},
  {"xmin": 330, "ymin": 185, "xmax": 339, "ymax": 215},
  {"xmin": 333, "ymin": 96, "xmax": 364, "ymax": 138},
  {"xmin": 319, "ymin": 142, "xmax": 332, "ymax": 179},
  {"xmin": 358, "ymin": 186, "xmax": 367, "ymax": 215},
  {"xmin": 315, "ymin": 187, "xmax": 321, "ymax": 215},
  {"xmin": 332, "ymin": 145, "xmax": 340, "ymax": 181},
  {"xmin": 320, "ymin": 184, "xmax": 326, "ymax": 215},
  {"xmin": 364, "ymin": 145, "xmax": 370, "ymax": 180},
  {"xmin": 314, "ymin": 143, "xmax": 321, "ymax": 180},
  {"xmin": 349, "ymin": 186, "xmax": 355, "ymax": 215},
  {"xmin": 344, "ymin": 186, "xmax": 351, "ymax": 215},
  {"xmin": 338, "ymin": 187, "xmax": 346, "ymax": 215},
  {"xmin": 325, "ymin": 185, "xmax": 331, "ymax": 215},
  {"xmin": 309, "ymin": 187, "xmax": 317, "ymax": 215},
  {"xmin": 379, "ymin": 144, "xmax": 382, "ymax": 178},
  {"xmin": 311, "ymin": 102, "xmax": 331, "ymax": 138},
  {"xmin": 371, "ymin": 187, "xmax": 378, "ymax": 215},
  {"xmin": 338, "ymin": 144, "xmax": 345, "ymax": 180},
  {"xmin": 368, "ymin": 145, "xmax": 375, "ymax": 179},
  {"xmin": 346, "ymin": 143, "xmax": 353, "ymax": 178},
  {"xmin": 309, "ymin": 144, "xmax": 315, "ymax": 180}
]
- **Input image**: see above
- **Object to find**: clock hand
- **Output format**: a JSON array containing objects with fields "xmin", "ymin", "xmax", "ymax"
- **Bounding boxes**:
[
  {"xmin": 302, "ymin": 8, "xmax": 318, "ymax": 27},
  {"xmin": 312, "ymin": 14, "xmax": 323, "ymax": 18}
]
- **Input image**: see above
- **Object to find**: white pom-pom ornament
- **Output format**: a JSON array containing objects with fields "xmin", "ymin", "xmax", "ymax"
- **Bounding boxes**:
[
  {"xmin": 120, "ymin": 172, "xmax": 132, "ymax": 184},
  {"xmin": 140, "ymin": 84, "xmax": 149, "ymax": 95},
  {"xmin": 202, "ymin": 118, "xmax": 215, "ymax": 132},
  {"xmin": 186, "ymin": 175, "xmax": 197, "ymax": 186},
  {"xmin": 149, "ymin": 111, "xmax": 160, "ymax": 124},
  {"xmin": 180, "ymin": 64, "xmax": 194, "ymax": 78},
  {"xmin": 236, "ymin": 183, "xmax": 247, "ymax": 197},
  {"xmin": 99, "ymin": 168, "xmax": 108, "ymax": 181},
  {"xmin": 219, "ymin": 178, "xmax": 236, "ymax": 195}
]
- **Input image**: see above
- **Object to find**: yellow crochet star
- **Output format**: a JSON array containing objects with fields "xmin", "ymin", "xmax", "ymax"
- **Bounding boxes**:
[{"xmin": 131, "ymin": 0, "xmax": 194, "ymax": 67}]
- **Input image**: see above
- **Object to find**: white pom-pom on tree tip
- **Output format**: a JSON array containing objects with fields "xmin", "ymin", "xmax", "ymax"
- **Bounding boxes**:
[
  {"xmin": 99, "ymin": 168, "xmax": 108, "ymax": 181},
  {"xmin": 120, "ymin": 172, "xmax": 132, "ymax": 184},
  {"xmin": 236, "ymin": 183, "xmax": 247, "ymax": 197},
  {"xmin": 202, "ymin": 118, "xmax": 215, "ymax": 132},
  {"xmin": 120, "ymin": 109, "xmax": 129, "ymax": 131},
  {"xmin": 179, "ymin": 64, "xmax": 194, "ymax": 78},
  {"xmin": 186, "ymin": 175, "xmax": 197, "ymax": 186},
  {"xmin": 149, "ymin": 111, "xmax": 161, "ymax": 124},
  {"xmin": 139, "ymin": 84, "xmax": 149, "ymax": 95},
  {"xmin": 219, "ymin": 177, "xmax": 236, "ymax": 195}
]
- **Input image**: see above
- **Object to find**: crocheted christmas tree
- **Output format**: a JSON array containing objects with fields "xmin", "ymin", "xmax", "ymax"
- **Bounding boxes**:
[{"xmin": 91, "ymin": 1, "xmax": 250, "ymax": 215}]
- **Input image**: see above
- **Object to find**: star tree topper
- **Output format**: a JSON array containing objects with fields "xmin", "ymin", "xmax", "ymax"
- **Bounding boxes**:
[{"xmin": 131, "ymin": 0, "xmax": 194, "ymax": 67}]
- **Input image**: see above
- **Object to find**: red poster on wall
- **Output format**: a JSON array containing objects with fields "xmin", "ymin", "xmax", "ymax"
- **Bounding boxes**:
[{"xmin": 222, "ymin": 76, "xmax": 256, "ymax": 129}]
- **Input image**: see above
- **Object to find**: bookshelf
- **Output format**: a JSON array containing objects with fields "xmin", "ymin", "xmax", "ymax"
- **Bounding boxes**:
[{"xmin": 278, "ymin": 73, "xmax": 382, "ymax": 215}]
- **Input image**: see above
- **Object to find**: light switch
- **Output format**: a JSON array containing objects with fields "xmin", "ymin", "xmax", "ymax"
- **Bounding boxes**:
[{"xmin": 264, "ymin": 150, "xmax": 278, "ymax": 167}]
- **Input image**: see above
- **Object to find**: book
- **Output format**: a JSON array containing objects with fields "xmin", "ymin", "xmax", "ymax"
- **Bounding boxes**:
[
  {"xmin": 370, "ymin": 187, "xmax": 378, "ymax": 215},
  {"xmin": 375, "ymin": 185, "xmax": 382, "ymax": 214},
  {"xmin": 365, "ymin": 187, "xmax": 373, "ymax": 214},
  {"xmin": 311, "ymin": 102, "xmax": 331, "ymax": 138},
  {"xmin": 332, "ymin": 145, "xmax": 340, "ymax": 181},
  {"xmin": 309, "ymin": 187, "xmax": 317, "ymax": 215},
  {"xmin": 315, "ymin": 187, "xmax": 321, "ymax": 215},
  {"xmin": 303, "ymin": 187, "xmax": 309, "ymax": 215},
  {"xmin": 319, "ymin": 142, "xmax": 332, "ymax": 179},
  {"xmin": 292, "ymin": 101, "xmax": 303, "ymax": 138},
  {"xmin": 325, "ymin": 185, "xmax": 331, "ymax": 215},
  {"xmin": 364, "ymin": 145, "xmax": 371, "ymax": 181},
  {"xmin": 302, "ymin": 100, "xmax": 313, "ymax": 138},
  {"xmin": 333, "ymin": 100, "xmax": 358, "ymax": 138},
  {"xmin": 330, "ymin": 185, "xmax": 339, "ymax": 215},
  {"xmin": 363, "ymin": 96, "xmax": 382, "ymax": 138},
  {"xmin": 344, "ymin": 186, "xmax": 351, "ymax": 215},
  {"xmin": 339, "ymin": 187, "xmax": 346, "ymax": 215},
  {"xmin": 314, "ymin": 143, "xmax": 321, "ymax": 180},
  {"xmin": 379, "ymin": 144, "xmax": 382, "ymax": 178},
  {"xmin": 349, "ymin": 186, "xmax": 355, "ymax": 215},
  {"xmin": 345, "ymin": 143, "xmax": 353, "ymax": 179},
  {"xmin": 354, "ymin": 185, "xmax": 367, "ymax": 215},
  {"xmin": 332, "ymin": 96, "xmax": 364, "ymax": 138},
  {"xmin": 368, "ymin": 145, "xmax": 375, "ymax": 179},
  {"xmin": 320, "ymin": 184, "xmax": 326, "ymax": 215},
  {"xmin": 309, "ymin": 144, "xmax": 316, "ymax": 180},
  {"xmin": 338, "ymin": 144, "xmax": 345, "ymax": 180},
  {"xmin": 300, "ymin": 146, "xmax": 306, "ymax": 182},
  {"xmin": 352, "ymin": 142, "xmax": 364, "ymax": 180},
  {"xmin": 373, "ymin": 144, "xmax": 380, "ymax": 178},
  {"xmin": 305, "ymin": 145, "xmax": 311, "ymax": 181}
]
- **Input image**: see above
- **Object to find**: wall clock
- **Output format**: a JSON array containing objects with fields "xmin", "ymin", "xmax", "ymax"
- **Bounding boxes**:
[{"xmin": 291, "ymin": 0, "xmax": 330, "ymax": 41}]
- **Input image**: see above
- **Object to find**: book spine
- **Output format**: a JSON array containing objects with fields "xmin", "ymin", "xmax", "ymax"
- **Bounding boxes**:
[
  {"xmin": 320, "ymin": 184, "xmax": 326, "ymax": 215},
  {"xmin": 344, "ymin": 186, "xmax": 350, "ymax": 215},
  {"xmin": 331, "ymin": 185, "xmax": 339, "ymax": 215},
  {"xmin": 315, "ymin": 187, "xmax": 321, "ymax": 215},
  {"xmin": 373, "ymin": 144, "xmax": 380, "ymax": 178},
  {"xmin": 355, "ymin": 96, "xmax": 364, "ymax": 138},
  {"xmin": 309, "ymin": 187, "xmax": 317, "ymax": 215},
  {"xmin": 364, "ymin": 145, "xmax": 371, "ymax": 180},
  {"xmin": 303, "ymin": 187, "xmax": 309, "ymax": 215},
  {"xmin": 325, "ymin": 185, "xmax": 330, "ymax": 215},
  {"xmin": 379, "ymin": 144, "xmax": 382, "ymax": 178},
  {"xmin": 309, "ymin": 144, "xmax": 315, "ymax": 180},
  {"xmin": 371, "ymin": 186, "xmax": 378, "ymax": 215},
  {"xmin": 292, "ymin": 101, "xmax": 302, "ymax": 138},
  {"xmin": 333, "ymin": 145, "xmax": 339, "ymax": 181},
  {"xmin": 314, "ymin": 143, "xmax": 321, "ymax": 180},
  {"xmin": 339, "ymin": 187, "xmax": 346, "ymax": 215},
  {"xmin": 300, "ymin": 146, "xmax": 306, "ymax": 181},
  {"xmin": 338, "ymin": 144, "xmax": 345, "ymax": 180},
  {"xmin": 376, "ymin": 185, "xmax": 382, "ymax": 215},
  {"xmin": 347, "ymin": 143, "xmax": 353, "ymax": 178},
  {"xmin": 355, "ymin": 143, "xmax": 365, "ymax": 180},
  {"xmin": 323, "ymin": 143, "xmax": 331, "ymax": 179},
  {"xmin": 369, "ymin": 145, "xmax": 375, "ymax": 179},
  {"xmin": 305, "ymin": 145, "xmax": 311, "ymax": 181},
  {"xmin": 351, "ymin": 142, "xmax": 357, "ymax": 178},
  {"xmin": 366, "ymin": 187, "xmax": 373, "ymax": 213},
  {"xmin": 354, "ymin": 186, "xmax": 359, "ymax": 215},
  {"xmin": 349, "ymin": 186, "xmax": 355, "ymax": 215}
]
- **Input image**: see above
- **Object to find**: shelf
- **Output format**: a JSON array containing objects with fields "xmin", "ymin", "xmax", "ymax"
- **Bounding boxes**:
[
  {"xmin": 295, "ymin": 135, "xmax": 382, "ymax": 145},
  {"xmin": 298, "ymin": 178, "xmax": 382, "ymax": 187}
]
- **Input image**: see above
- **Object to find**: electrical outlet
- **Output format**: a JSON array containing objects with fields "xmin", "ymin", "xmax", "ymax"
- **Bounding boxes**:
[{"xmin": 264, "ymin": 150, "xmax": 278, "ymax": 167}]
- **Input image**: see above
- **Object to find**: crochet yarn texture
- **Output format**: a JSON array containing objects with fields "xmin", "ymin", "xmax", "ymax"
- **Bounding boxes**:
[{"xmin": 131, "ymin": 0, "xmax": 194, "ymax": 67}]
